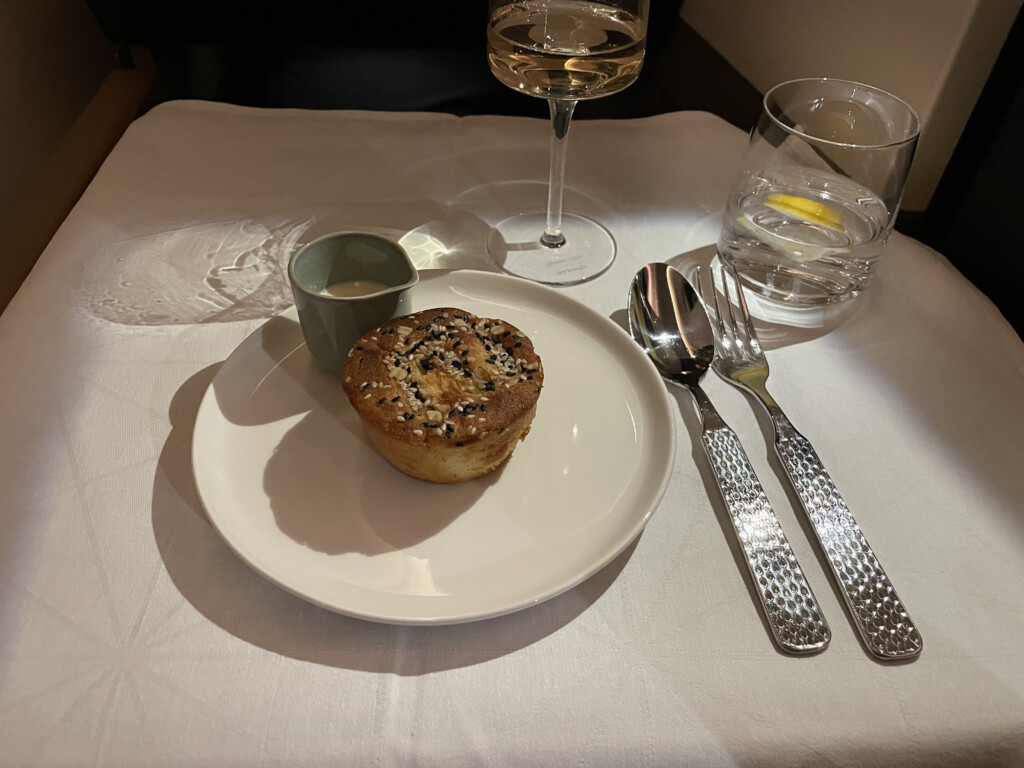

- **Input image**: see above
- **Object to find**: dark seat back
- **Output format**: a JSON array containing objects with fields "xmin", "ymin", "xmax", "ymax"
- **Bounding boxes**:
[{"xmin": 86, "ymin": 1, "xmax": 696, "ymax": 118}]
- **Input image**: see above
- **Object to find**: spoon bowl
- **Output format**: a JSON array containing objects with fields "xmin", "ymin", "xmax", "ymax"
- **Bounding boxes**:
[{"xmin": 627, "ymin": 262, "xmax": 715, "ymax": 388}]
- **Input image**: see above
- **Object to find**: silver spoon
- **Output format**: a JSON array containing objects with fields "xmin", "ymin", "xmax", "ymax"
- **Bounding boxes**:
[{"xmin": 628, "ymin": 262, "xmax": 830, "ymax": 654}]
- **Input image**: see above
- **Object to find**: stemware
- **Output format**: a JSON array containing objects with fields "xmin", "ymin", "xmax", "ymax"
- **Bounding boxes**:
[{"xmin": 486, "ymin": 0, "xmax": 649, "ymax": 284}]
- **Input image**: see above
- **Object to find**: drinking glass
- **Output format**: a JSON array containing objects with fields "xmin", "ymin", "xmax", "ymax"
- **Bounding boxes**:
[
  {"xmin": 486, "ymin": 0, "xmax": 649, "ymax": 285},
  {"xmin": 718, "ymin": 78, "xmax": 920, "ymax": 306}
]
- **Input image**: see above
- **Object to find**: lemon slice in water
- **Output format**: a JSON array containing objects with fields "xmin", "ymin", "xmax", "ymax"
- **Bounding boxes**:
[
  {"xmin": 765, "ymin": 193, "xmax": 845, "ymax": 232},
  {"xmin": 736, "ymin": 192, "xmax": 852, "ymax": 263}
]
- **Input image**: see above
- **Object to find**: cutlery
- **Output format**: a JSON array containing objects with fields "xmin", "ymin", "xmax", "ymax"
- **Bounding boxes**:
[
  {"xmin": 628, "ymin": 263, "xmax": 830, "ymax": 654},
  {"xmin": 702, "ymin": 259, "xmax": 922, "ymax": 660}
]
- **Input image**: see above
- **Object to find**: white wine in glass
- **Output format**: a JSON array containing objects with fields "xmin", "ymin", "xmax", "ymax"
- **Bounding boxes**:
[{"xmin": 486, "ymin": 0, "xmax": 649, "ymax": 284}]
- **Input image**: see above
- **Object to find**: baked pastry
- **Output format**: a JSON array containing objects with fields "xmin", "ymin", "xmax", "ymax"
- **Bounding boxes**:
[{"xmin": 341, "ymin": 307, "xmax": 544, "ymax": 483}]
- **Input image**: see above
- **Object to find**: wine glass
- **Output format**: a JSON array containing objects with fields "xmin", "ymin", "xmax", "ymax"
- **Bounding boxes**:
[{"xmin": 486, "ymin": 0, "xmax": 649, "ymax": 285}]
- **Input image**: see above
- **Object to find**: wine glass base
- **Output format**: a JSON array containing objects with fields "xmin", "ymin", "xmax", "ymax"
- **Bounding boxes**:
[{"xmin": 486, "ymin": 211, "xmax": 615, "ymax": 286}]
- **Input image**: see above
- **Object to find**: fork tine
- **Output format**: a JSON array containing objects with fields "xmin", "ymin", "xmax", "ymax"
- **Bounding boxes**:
[
  {"xmin": 720, "ymin": 259, "xmax": 761, "ymax": 353},
  {"xmin": 715, "ymin": 261, "xmax": 740, "ymax": 348},
  {"xmin": 708, "ymin": 260, "xmax": 741, "ymax": 350},
  {"xmin": 695, "ymin": 265, "xmax": 724, "ymax": 344}
]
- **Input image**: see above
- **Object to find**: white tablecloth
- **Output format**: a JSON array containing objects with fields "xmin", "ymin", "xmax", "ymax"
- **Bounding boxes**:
[{"xmin": 2, "ymin": 101, "xmax": 1022, "ymax": 767}]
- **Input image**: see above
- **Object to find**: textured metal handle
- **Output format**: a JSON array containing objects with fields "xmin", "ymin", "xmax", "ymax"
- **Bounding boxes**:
[
  {"xmin": 694, "ymin": 388, "xmax": 830, "ymax": 654},
  {"xmin": 771, "ymin": 410, "xmax": 922, "ymax": 660}
]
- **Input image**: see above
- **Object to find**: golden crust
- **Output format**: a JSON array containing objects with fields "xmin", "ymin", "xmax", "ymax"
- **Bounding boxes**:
[{"xmin": 341, "ymin": 307, "xmax": 544, "ymax": 481}]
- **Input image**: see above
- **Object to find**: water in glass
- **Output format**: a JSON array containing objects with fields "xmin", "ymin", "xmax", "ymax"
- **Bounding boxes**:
[{"xmin": 719, "ymin": 166, "xmax": 890, "ymax": 304}]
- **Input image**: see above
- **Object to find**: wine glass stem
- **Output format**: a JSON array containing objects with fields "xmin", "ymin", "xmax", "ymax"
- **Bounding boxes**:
[{"xmin": 541, "ymin": 98, "xmax": 578, "ymax": 249}]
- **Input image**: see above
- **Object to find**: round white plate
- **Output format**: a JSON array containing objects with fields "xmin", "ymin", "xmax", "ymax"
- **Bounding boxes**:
[{"xmin": 192, "ymin": 269, "xmax": 676, "ymax": 624}]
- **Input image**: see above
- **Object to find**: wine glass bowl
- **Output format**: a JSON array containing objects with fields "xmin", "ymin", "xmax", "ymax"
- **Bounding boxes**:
[
  {"xmin": 487, "ymin": 2, "xmax": 647, "ymax": 101},
  {"xmin": 485, "ymin": 0, "xmax": 649, "ymax": 285}
]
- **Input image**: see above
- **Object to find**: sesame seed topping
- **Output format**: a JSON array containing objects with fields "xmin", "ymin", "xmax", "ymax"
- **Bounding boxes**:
[{"xmin": 342, "ymin": 307, "xmax": 543, "ymax": 447}]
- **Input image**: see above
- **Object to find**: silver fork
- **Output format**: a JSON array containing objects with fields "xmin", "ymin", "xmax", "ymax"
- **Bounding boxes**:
[{"xmin": 698, "ymin": 260, "xmax": 923, "ymax": 661}]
